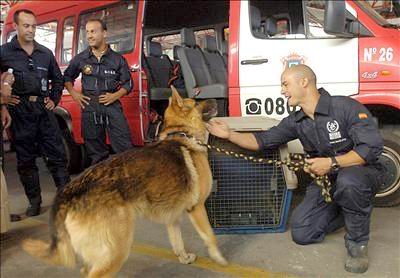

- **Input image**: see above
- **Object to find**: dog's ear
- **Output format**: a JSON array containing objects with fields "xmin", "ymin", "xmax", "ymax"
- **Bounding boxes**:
[{"xmin": 170, "ymin": 85, "xmax": 183, "ymax": 108}]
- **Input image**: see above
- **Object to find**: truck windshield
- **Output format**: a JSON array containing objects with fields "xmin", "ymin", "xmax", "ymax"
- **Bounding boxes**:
[
  {"xmin": 355, "ymin": 0, "xmax": 400, "ymax": 28},
  {"xmin": 77, "ymin": 1, "xmax": 137, "ymax": 54}
]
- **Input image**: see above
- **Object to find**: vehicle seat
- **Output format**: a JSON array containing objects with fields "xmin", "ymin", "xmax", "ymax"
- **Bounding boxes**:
[
  {"xmin": 264, "ymin": 17, "xmax": 278, "ymax": 37},
  {"xmin": 143, "ymin": 41, "xmax": 186, "ymax": 100},
  {"xmin": 173, "ymin": 45, "xmax": 181, "ymax": 63},
  {"xmin": 220, "ymin": 40, "xmax": 228, "ymax": 68},
  {"xmin": 168, "ymin": 45, "xmax": 186, "ymax": 90},
  {"xmin": 203, "ymin": 35, "xmax": 227, "ymax": 84},
  {"xmin": 177, "ymin": 28, "xmax": 227, "ymax": 115},
  {"xmin": 296, "ymin": 23, "xmax": 305, "ymax": 34},
  {"xmin": 250, "ymin": 6, "xmax": 267, "ymax": 39}
]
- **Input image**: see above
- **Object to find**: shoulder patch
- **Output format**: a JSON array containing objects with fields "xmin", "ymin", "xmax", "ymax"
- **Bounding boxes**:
[{"xmin": 358, "ymin": 113, "xmax": 368, "ymax": 119}]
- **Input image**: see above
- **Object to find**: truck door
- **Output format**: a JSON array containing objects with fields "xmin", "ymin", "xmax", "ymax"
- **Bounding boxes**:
[
  {"xmin": 130, "ymin": 0, "xmax": 149, "ymax": 145},
  {"xmin": 238, "ymin": 0, "xmax": 359, "ymax": 119}
]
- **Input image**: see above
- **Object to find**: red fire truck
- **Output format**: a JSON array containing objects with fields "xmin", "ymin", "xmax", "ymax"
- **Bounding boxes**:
[{"xmin": 2, "ymin": 0, "xmax": 399, "ymax": 206}]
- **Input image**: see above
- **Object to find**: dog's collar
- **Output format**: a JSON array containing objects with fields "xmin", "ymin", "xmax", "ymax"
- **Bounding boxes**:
[
  {"xmin": 162, "ymin": 131, "xmax": 207, "ymax": 150},
  {"xmin": 162, "ymin": 130, "xmax": 208, "ymax": 147},
  {"xmin": 165, "ymin": 131, "xmax": 194, "ymax": 139}
]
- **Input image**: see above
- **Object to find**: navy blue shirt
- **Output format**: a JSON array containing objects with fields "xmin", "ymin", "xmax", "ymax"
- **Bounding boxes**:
[
  {"xmin": 63, "ymin": 47, "xmax": 132, "ymax": 96},
  {"xmin": 254, "ymin": 89, "xmax": 383, "ymax": 164},
  {"xmin": 0, "ymin": 36, "xmax": 64, "ymax": 105}
]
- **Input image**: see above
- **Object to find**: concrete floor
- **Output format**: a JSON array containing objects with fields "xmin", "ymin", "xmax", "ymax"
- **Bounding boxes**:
[{"xmin": 1, "ymin": 151, "xmax": 399, "ymax": 278}]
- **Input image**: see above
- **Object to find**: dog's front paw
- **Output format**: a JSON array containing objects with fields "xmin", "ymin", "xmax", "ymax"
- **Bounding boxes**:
[
  {"xmin": 212, "ymin": 253, "xmax": 228, "ymax": 266},
  {"xmin": 209, "ymin": 247, "xmax": 228, "ymax": 266},
  {"xmin": 178, "ymin": 253, "xmax": 197, "ymax": 264},
  {"xmin": 80, "ymin": 266, "xmax": 89, "ymax": 278}
]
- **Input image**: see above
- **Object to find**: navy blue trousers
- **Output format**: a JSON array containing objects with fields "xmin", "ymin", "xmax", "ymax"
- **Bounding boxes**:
[
  {"xmin": 81, "ymin": 101, "xmax": 132, "ymax": 165},
  {"xmin": 291, "ymin": 165, "xmax": 383, "ymax": 246},
  {"xmin": 9, "ymin": 102, "xmax": 70, "ymax": 205}
]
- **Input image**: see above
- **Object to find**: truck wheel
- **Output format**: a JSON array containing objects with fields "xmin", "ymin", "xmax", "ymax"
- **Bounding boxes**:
[
  {"xmin": 61, "ymin": 130, "xmax": 84, "ymax": 174},
  {"xmin": 374, "ymin": 126, "xmax": 400, "ymax": 207}
]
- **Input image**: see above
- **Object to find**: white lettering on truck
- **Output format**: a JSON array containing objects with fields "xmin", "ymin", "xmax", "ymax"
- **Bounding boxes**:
[{"xmin": 364, "ymin": 47, "xmax": 393, "ymax": 62}]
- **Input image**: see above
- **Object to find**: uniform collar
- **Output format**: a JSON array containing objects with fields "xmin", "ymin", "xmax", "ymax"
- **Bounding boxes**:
[
  {"xmin": 85, "ymin": 45, "xmax": 112, "ymax": 59},
  {"xmin": 10, "ymin": 35, "xmax": 46, "ymax": 53},
  {"xmin": 314, "ymin": 88, "xmax": 331, "ymax": 115},
  {"xmin": 295, "ymin": 88, "xmax": 331, "ymax": 122}
]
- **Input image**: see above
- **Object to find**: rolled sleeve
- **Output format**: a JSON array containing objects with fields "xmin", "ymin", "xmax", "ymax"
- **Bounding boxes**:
[
  {"xmin": 63, "ymin": 57, "xmax": 81, "ymax": 84},
  {"xmin": 347, "ymin": 100, "xmax": 383, "ymax": 163},
  {"xmin": 253, "ymin": 115, "xmax": 298, "ymax": 151},
  {"xmin": 118, "ymin": 56, "xmax": 133, "ymax": 94},
  {"xmin": 48, "ymin": 54, "xmax": 64, "ymax": 105}
]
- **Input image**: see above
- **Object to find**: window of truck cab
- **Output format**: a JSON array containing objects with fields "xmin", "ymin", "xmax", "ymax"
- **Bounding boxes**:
[
  {"xmin": 248, "ymin": 1, "xmax": 305, "ymax": 39},
  {"xmin": 77, "ymin": 1, "xmax": 137, "ymax": 55},
  {"xmin": 6, "ymin": 21, "xmax": 58, "ymax": 53},
  {"xmin": 248, "ymin": 0, "xmax": 364, "ymax": 39},
  {"xmin": 61, "ymin": 17, "xmax": 75, "ymax": 65},
  {"xmin": 34, "ymin": 21, "xmax": 58, "ymax": 54},
  {"xmin": 355, "ymin": 0, "xmax": 400, "ymax": 28},
  {"xmin": 149, "ymin": 29, "xmax": 215, "ymax": 60}
]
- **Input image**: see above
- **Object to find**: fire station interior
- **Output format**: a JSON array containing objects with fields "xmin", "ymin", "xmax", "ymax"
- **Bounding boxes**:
[{"xmin": 2, "ymin": 1, "xmax": 400, "ymax": 278}]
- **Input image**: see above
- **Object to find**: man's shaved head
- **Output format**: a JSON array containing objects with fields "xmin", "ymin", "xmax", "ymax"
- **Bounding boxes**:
[
  {"xmin": 280, "ymin": 64, "xmax": 320, "ymax": 108},
  {"xmin": 284, "ymin": 64, "xmax": 317, "ymax": 86}
]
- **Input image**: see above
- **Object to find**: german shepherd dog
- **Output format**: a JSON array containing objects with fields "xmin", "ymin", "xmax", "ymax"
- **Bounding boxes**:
[{"xmin": 22, "ymin": 87, "xmax": 227, "ymax": 277}]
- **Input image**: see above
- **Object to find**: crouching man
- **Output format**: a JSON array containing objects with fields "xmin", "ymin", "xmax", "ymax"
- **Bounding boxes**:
[{"xmin": 207, "ymin": 65, "xmax": 384, "ymax": 273}]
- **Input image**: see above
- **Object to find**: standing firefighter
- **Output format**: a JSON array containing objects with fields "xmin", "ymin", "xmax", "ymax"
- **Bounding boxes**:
[
  {"xmin": 207, "ymin": 65, "xmax": 384, "ymax": 274},
  {"xmin": 64, "ymin": 19, "xmax": 133, "ymax": 165},
  {"xmin": 0, "ymin": 9, "xmax": 71, "ymax": 217}
]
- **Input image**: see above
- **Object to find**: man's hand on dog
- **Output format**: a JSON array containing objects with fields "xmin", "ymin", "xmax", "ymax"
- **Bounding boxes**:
[
  {"xmin": 304, "ymin": 157, "xmax": 332, "ymax": 176},
  {"xmin": 206, "ymin": 119, "xmax": 231, "ymax": 139}
]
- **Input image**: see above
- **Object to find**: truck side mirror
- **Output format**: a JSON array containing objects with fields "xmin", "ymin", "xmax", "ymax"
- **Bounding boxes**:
[
  {"xmin": 324, "ymin": 1, "xmax": 346, "ymax": 35},
  {"xmin": 324, "ymin": 1, "xmax": 373, "ymax": 38},
  {"xmin": 348, "ymin": 21, "xmax": 373, "ymax": 37}
]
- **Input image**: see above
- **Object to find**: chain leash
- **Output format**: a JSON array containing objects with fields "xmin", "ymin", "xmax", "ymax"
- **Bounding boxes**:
[
  {"xmin": 162, "ymin": 132, "xmax": 332, "ymax": 202},
  {"xmin": 198, "ymin": 141, "xmax": 332, "ymax": 203}
]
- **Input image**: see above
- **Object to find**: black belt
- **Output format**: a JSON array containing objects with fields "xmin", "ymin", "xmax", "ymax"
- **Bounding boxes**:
[
  {"xmin": 27, "ymin": 96, "xmax": 44, "ymax": 102},
  {"xmin": 17, "ymin": 95, "xmax": 46, "ymax": 103}
]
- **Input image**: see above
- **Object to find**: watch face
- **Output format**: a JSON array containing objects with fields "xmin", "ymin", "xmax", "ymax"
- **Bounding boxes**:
[{"xmin": 332, "ymin": 163, "xmax": 340, "ymax": 171}]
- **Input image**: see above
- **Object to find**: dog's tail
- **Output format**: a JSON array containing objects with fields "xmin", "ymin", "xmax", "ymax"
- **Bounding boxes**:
[{"xmin": 22, "ymin": 198, "xmax": 76, "ymax": 268}]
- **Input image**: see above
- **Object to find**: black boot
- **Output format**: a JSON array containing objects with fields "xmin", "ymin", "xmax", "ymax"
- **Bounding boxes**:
[
  {"xmin": 345, "ymin": 244, "xmax": 369, "ymax": 273},
  {"xmin": 18, "ymin": 168, "xmax": 42, "ymax": 217},
  {"xmin": 26, "ymin": 195, "xmax": 42, "ymax": 217},
  {"xmin": 53, "ymin": 175, "xmax": 71, "ymax": 193},
  {"xmin": 47, "ymin": 161, "xmax": 71, "ymax": 191},
  {"xmin": 25, "ymin": 204, "xmax": 41, "ymax": 217},
  {"xmin": 10, "ymin": 214, "xmax": 22, "ymax": 222}
]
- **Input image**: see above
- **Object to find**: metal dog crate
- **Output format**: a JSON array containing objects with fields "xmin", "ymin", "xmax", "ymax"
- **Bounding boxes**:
[{"xmin": 205, "ymin": 117, "xmax": 297, "ymax": 234}]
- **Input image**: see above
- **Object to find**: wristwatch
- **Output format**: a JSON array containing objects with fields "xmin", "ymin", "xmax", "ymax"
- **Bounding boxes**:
[{"xmin": 330, "ymin": 156, "xmax": 340, "ymax": 172}]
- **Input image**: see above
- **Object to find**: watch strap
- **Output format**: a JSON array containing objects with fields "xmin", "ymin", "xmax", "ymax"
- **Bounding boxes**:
[{"xmin": 330, "ymin": 156, "xmax": 340, "ymax": 170}]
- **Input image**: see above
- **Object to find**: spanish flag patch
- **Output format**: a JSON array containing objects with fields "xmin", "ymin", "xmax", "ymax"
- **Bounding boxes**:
[{"xmin": 358, "ymin": 113, "xmax": 368, "ymax": 119}]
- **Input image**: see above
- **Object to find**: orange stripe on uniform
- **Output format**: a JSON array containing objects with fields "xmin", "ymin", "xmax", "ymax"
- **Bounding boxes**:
[{"xmin": 358, "ymin": 113, "xmax": 368, "ymax": 119}]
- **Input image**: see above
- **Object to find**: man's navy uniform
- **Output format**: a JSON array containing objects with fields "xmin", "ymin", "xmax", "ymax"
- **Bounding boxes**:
[
  {"xmin": 0, "ymin": 36, "xmax": 71, "ymax": 207},
  {"xmin": 254, "ymin": 88, "xmax": 384, "ymax": 249},
  {"xmin": 63, "ymin": 47, "xmax": 132, "ymax": 165}
]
